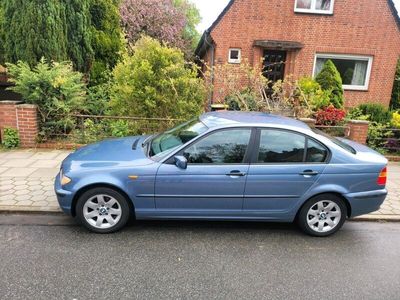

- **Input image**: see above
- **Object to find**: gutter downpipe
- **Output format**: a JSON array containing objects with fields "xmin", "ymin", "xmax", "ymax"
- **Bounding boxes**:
[{"xmin": 204, "ymin": 31, "xmax": 215, "ymax": 111}]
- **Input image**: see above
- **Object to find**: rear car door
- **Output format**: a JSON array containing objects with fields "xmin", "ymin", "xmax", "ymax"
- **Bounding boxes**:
[
  {"xmin": 155, "ymin": 128, "xmax": 254, "ymax": 216},
  {"xmin": 243, "ymin": 128, "xmax": 329, "ymax": 217}
]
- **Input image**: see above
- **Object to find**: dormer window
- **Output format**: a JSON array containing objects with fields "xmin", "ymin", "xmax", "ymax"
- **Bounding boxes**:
[
  {"xmin": 294, "ymin": 0, "xmax": 334, "ymax": 14},
  {"xmin": 228, "ymin": 49, "xmax": 241, "ymax": 64}
]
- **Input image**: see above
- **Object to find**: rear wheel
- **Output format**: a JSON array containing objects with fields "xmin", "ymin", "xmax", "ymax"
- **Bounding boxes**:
[
  {"xmin": 297, "ymin": 194, "xmax": 347, "ymax": 237},
  {"xmin": 76, "ymin": 187, "xmax": 131, "ymax": 233}
]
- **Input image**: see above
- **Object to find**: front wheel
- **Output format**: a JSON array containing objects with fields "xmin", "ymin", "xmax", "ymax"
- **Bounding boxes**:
[
  {"xmin": 76, "ymin": 187, "xmax": 131, "ymax": 233},
  {"xmin": 297, "ymin": 194, "xmax": 347, "ymax": 237}
]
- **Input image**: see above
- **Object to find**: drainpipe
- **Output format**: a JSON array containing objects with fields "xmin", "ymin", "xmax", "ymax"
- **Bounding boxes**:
[{"xmin": 204, "ymin": 32, "xmax": 215, "ymax": 110}]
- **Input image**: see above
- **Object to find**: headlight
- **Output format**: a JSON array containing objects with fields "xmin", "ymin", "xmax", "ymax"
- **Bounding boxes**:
[{"xmin": 60, "ymin": 170, "xmax": 72, "ymax": 186}]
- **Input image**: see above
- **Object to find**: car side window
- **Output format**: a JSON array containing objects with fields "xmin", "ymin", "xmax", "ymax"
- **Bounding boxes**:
[
  {"xmin": 306, "ymin": 139, "xmax": 328, "ymax": 163},
  {"xmin": 258, "ymin": 130, "xmax": 305, "ymax": 163},
  {"xmin": 183, "ymin": 129, "xmax": 252, "ymax": 164}
]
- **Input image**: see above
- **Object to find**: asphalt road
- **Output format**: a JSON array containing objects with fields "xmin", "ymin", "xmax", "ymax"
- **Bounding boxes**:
[{"xmin": 0, "ymin": 215, "xmax": 399, "ymax": 300}]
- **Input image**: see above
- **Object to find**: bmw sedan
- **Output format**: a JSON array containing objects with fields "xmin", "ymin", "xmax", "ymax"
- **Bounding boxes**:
[{"xmin": 55, "ymin": 112, "xmax": 388, "ymax": 236}]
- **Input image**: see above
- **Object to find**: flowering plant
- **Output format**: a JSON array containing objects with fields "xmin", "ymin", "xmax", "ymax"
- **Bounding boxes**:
[{"xmin": 315, "ymin": 105, "xmax": 347, "ymax": 126}]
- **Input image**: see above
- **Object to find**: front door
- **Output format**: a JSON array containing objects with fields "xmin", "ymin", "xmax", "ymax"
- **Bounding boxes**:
[
  {"xmin": 155, "ymin": 128, "xmax": 253, "ymax": 216},
  {"xmin": 244, "ymin": 128, "xmax": 329, "ymax": 217},
  {"xmin": 262, "ymin": 50, "xmax": 287, "ymax": 82}
]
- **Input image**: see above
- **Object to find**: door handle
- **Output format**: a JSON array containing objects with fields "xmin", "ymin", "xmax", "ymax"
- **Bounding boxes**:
[
  {"xmin": 300, "ymin": 170, "xmax": 319, "ymax": 176},
  {"xmin": 226, "ymin": 170, "xmax": 246, "ymax": 177}
]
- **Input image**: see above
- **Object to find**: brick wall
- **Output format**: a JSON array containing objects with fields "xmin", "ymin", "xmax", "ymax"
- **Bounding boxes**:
[
  {"xmin": 0, "ymin": 101, "xmax": 39, "ymax": 148},
  {"xmin": 348, "ymin": 120, "xmax": 369, "ymax": 145},
  {"xmin": 204, "ymin": 0, "xmax": 400, "ymax": 107}
]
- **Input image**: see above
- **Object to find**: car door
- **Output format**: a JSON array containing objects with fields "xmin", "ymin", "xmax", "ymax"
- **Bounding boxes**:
[
  {"xmin": 243, "ymin": 128, "xmax": 329, "ymax": 217},
  {"xmin": 155, "ymin": 128, "xmax": 254, "ymax": 216}
]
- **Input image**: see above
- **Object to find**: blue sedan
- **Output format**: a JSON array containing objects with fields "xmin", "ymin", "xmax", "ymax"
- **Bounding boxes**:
[{"xmin": 55, "ymin": 112, "xmax": 388, "ymax": 236}]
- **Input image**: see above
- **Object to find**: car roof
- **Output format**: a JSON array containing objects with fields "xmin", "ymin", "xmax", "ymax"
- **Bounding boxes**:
[{"xmin": 200, "ymin": 111, "xmax": 311, "ymax": 131}]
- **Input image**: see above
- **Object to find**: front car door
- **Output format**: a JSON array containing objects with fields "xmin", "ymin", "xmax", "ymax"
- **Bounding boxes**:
[
  {"xmin": 155, "ymin": 128, "xmax": 255, "ymax": 217},
  {"xmin": 244, "ymin": 128, "xmax": 329, "ymax": 219}
]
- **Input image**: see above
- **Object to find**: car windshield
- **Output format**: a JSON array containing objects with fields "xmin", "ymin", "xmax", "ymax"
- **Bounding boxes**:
[
  {"xmin": 149, "ymin": 118, "xmax": 208, "ymax": 160},
  {"xmin": 313, "ymin": 129, "xmax": 356, "ymax": 154}
]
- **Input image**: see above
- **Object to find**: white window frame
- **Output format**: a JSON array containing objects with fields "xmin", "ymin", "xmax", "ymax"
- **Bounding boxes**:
[
  {"xmin": 294, "ymin": 0, "xmax": 335, "ymax": 15},
  {"xmin": 228, "ymin": 48, "xmax": 241, "ymax": 64},
  {"xmin": 312, "ymin": 53, "xmax": 374, "ymax": 91}
]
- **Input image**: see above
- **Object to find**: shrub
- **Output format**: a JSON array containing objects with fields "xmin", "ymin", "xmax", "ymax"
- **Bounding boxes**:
[
  {"xmin": 357, "ymin": 103, "xmax": 392, "ymax": 124},
  {"xmin": 315, "ymin": 105, "xmax": 347, "ymax": 126},
  {"xmin": 6, "ymin": 59, "xmax": 86, "ymax": 141},
  {"xmin": 1, "ymin": 128, "xmax": 20, "ymax": 149},
  {"xmin": 346, "ymin": 107, "xmax": 370, "ymax": 121},
  {"xmin": 392, "ymin": 111, "xmax": 400, "ymax": 128},
  {"xmin": 298, "ymin": 77, "xmax": 331, "ymax": 110},
  {"xmin": 367, "ymin": 122, "xmax": 393, "ymax": 153},
  {"xmin": 315, "ymin": 60, "xmax": 344, "ymax": 108},
  {"xmin": 109, "ymin": 36, "xmax": 206, "ymax": 120}
]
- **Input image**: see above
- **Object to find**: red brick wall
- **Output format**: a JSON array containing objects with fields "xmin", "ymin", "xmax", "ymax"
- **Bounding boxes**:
[
  {"xmin": 0, "ymin": 101, "xmax": 38, "ymax": 148},
  {"xmin": 205, "ymin": 0, "xmax": 400, "ymax": 107},
  {"xmin": 348, "ymin": 120, "xmax": 369, "ymax": 145}
]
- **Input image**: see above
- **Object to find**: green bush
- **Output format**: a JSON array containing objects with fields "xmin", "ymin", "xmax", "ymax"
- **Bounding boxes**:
[
  {"xmin": 6, "ymin": 59, "xmax": 86, "ymax": 141},
  {"xmin": 315, "ymin": 60, "xmax": 344, "ymax": 108},
  {"xmin": 298, "ymin": 77, "xmax": 331, "ymax": 110},
  {"xmin": 109, "ymin": 36, "xmax": 206, "ymax": 120},
  {"xmin": 357, "ymin": 103, "xmax": 392, "ymax": 124},
  {"xmin": 367, "ymin": 122, "xmax": 393, "ymax": 153},
  {"xmin": 1, "ymin": 128, "xmax": 20, "ymax": 149}
]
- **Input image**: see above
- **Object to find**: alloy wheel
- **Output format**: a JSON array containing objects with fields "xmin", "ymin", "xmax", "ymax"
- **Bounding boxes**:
[
  {"xmin": 83, "ymin": 194, "xmax": 122, "ymax": 229},
  {"xmin": 306, "ymin": 200, "xmax": 342, "ymax": 233}
]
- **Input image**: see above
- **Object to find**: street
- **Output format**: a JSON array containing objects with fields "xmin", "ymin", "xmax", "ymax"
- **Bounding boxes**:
[{"xmin": 0, "ymin": 216, "xmax": 399, "ymax": 300}]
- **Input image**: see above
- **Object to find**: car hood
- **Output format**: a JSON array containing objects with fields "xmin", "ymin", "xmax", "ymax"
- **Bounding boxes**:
[{"xmin": 62, "ymin": 135, "xmax": 154, "ymax": 173}]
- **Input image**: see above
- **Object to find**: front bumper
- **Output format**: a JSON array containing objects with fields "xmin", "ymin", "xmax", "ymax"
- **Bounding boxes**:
[
  {"xmin": 344, "ymin": 189, "xmax": 388, "ymax": 218},
  {"xmin": 54, "ymin": 172, "xmax": 74, "ymax": 215}
]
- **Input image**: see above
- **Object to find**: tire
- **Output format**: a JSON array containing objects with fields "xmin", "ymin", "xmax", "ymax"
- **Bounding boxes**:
[
  {"xmin": 76, "ymin": 187, "xmax": 131, "ymax": 233},
  {"xmin": 297, "ymin": 194, "xmax": 347, "ymax": 237}
]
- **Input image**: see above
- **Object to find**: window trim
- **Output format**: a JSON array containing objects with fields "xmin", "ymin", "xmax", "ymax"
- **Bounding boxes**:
[
  {"xmin": 228, "ymin": 48, "xmax": 242, "ymax": 64},
  {"xmin": 252, "ymin": 128, "xmax": 331, "ymax": 165},
  {"xmin": 165, "ymin": 127, "xmax": 257, "ymax": 166},
  {"xmin": 294, "ymin": 0, "xmax": 335, "ymax": 15},
  {"xmin": 312, "ymin": 53, "xmax": 374, "ymax": 91}
]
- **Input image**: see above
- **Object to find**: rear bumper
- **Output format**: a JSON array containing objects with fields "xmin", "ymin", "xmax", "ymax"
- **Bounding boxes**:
[
  {"xmin": 344, "ymin": 189, "xmax": 388, "ymax": 218},
  {"xmin": 54, "ymin": 172, "xmax": 74, "ymax": 215}
]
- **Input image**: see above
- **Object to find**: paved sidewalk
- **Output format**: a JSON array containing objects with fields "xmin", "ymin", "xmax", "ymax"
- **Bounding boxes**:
[{"xmin": 0, "ymin": 149, "xmax": 399, "ymax": 219}]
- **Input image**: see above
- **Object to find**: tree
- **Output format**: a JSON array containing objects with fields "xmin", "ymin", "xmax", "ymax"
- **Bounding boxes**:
[
  {"xmin": 172, "ymin": 0, "xmax": 201, "ymax": 56},
  {"xmin": 0, "ymin": 0, "xmax": 93, "ymax": 72},
  {"xmin": 119, "ymin": 0, "xmax": 200, "ymax": 57},
  {"xmin": 63, "ymin": 0, "xmax": 94, "ymax": 72},
  {"xmin": 315, "ymin": 59, "xmax": 344, "ymax": 108},
  {"xmin": 390, "ymin": 58, "xmax": 400, "ymax": 110},
  {"xmin": 89, "ymin": 0, "xmax": 124, "ymax": 84},
  {"xmin": 0, "ymin": 0, "xmax": 68, "ymax": 66},
  {"xmin": 109, "ymin": 36, "xmax": 206, "ymax": 120}
]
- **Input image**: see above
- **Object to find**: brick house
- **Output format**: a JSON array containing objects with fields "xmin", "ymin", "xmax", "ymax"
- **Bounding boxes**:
[{"xmin": 195, "ymin": 0, "xmax": 400, "ymax": 108}]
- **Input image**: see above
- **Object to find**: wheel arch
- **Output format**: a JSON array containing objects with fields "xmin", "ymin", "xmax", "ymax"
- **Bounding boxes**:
[
  {"xmin": 296, "ymin": 192, "xmax": 352, "ymax": 220},
  {"xmin": 71, "ymin": 183, "xmax": 135, "ymax": 217}
]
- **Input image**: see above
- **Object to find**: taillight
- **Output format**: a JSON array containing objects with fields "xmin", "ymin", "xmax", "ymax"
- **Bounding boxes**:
[{"xmin": 377, "ymin": 167, "xmax": 387, "ymax": 186}]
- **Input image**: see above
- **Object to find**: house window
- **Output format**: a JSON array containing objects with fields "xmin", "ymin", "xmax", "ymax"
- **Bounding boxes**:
[
  {"xmin": 294, "ymin": 0, "xmax": 334, "ymax": 14},
  {"xmin": 313, "ymin": 54, "xmax": 373, "ymax": 91},
  {"xmin": 228, "ymin": 49, "xmax": 241, "ymax": 64}
]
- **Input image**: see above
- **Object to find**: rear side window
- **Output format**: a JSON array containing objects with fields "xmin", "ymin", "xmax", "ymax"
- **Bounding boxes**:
[
  {"xmin": 258, "ymin": 130, "xmax": 305, "ymax": 163},
  {"xmin": 257, "ymin": 129, "xmax": 329, "ymax": 164},
  {"xmin": 306, "ymin": 139, "xmax": 328, "ymax": 163},
  {"xmin": 312, "ymin": 129, "xmax": 356, "ymax": 154}
]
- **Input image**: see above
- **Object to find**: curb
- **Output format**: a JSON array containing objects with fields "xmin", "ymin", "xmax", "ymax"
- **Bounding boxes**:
[{"xmin": 352, "ymin": 215, "xmax": 400, "ymax": 222}]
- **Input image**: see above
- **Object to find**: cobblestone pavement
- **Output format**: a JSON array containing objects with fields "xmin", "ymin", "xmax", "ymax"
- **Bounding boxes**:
[{"xmin": 0, "ymin": 149, "xmax": 399, "ymax": 219}]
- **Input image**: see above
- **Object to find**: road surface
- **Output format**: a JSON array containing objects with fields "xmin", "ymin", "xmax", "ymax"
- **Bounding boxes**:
[{"xmin": 0, "ymin": 215, "xmax": 399, "ymax": 299}]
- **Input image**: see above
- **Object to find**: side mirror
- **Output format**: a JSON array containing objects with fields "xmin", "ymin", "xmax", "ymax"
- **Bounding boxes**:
[{"xmin": 174, "ymin": 155, "xmax": 188, "ymax": 170}]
